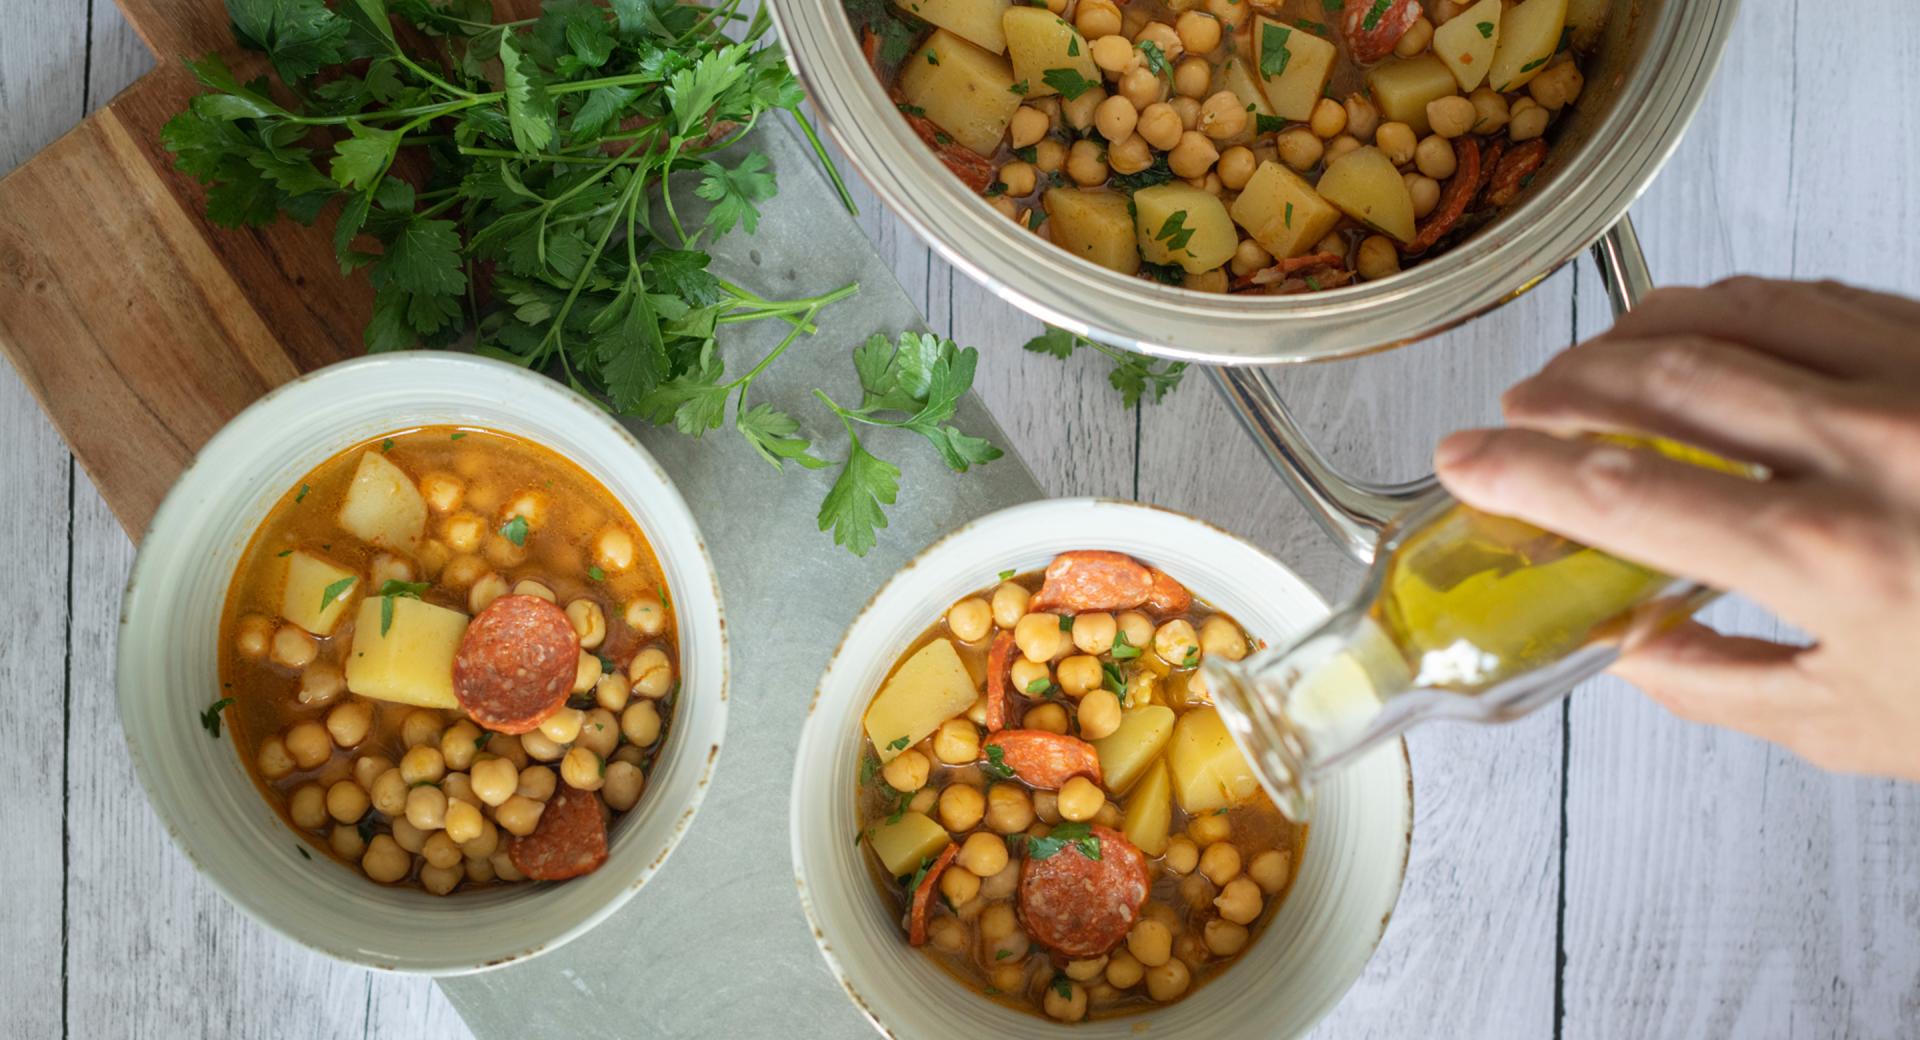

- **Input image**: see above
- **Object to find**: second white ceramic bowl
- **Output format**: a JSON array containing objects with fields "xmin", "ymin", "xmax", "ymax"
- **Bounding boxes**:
[
  {"xmin": 116, "ymin": 353, "xmax": 727, "ymax": 974},
  {"xmin": 793, "ymin": 499, "xmax": 1411, "ymax": 1038}
]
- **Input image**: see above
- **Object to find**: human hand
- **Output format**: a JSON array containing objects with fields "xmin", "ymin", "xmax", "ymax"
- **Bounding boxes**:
[{"xmin": 1432, "ymin": 277, "xmax": 1920, "ymax": 781}]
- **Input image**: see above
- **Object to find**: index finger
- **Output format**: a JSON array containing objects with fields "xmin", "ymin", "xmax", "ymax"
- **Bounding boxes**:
[{"xmin": 1610, "ymin": 278, "xmax": 1920, "ymax": 383}]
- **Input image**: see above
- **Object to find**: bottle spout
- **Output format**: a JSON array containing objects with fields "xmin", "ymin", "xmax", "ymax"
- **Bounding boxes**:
[{"xmin": 1206, "ymin": 366, "xmax": 1436, "ymax": 565}]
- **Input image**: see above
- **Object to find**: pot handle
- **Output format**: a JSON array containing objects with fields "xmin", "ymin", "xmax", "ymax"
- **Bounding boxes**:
[{"xmin": 1209, "ymin": 215, "xmax": 1653, "ymax": 564}]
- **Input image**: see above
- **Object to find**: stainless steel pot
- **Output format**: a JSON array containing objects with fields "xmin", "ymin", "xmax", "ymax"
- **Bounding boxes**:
[{"xmin": 770, "ymin": 0, "xmax": 1741, "ymax": 554}]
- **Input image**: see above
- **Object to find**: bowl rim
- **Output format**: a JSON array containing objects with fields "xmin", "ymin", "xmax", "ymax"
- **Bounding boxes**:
[
  {"xmin": 114, "ymin": 351, "xmax": 730, "ymax": 975},
  {"xmin": 790, "ymin": 497, "xmax": 1412, "ymax": 1037}
]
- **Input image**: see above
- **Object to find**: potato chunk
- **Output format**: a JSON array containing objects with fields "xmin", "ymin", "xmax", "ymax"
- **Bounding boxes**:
[
  {"xmin": 1254, "ymin": 17, "xmax": 1336, "ymax": 122},
  {"xmin": 1316, "ymin": 146, "xmax": 1417, "ymax": 244},
  {"xmin": 1166, "ymin": 707, "xmax": 1259, "ymax": 814},
  {"xmin": 1133, "ymin": 184, "xmax": 1238, "ymax": 274},
  {"xmin": 1121, "ymin": 759, "xmax": 1173, "ymax": 856},
  {"xmin": 1565, "ymin": 0, "xmax": 1609, "ymax": 51},
  {"xmin": 898, "ymin": 29, "xmax": 1020, "ymax": 157},
  {"xmin": 1228, "ymin": 161, "xmax": 1343, "ymax": 260},
  {"xmin": 1489, "ymin": 0, "xmax": 1568, "ymax": 93},
  {"xmin": 337, "ymin": 451, "xmax": 427, "ymax": 554},
  {"xmin": 1366, "ymin": 54, "xmax": 1458, "ymax": 135},
  {"xmin": 866, "ymin": 811, "xmax": 952, "ymax": 877},
  {"xmin": 864, "ymin": 638, "xmax": 979, "ymax": 764},
  {"xmin": 1044, "ymin": 188, "xmax": 1141, "ymax": 275},
  {"xmin": 1090, "ymin": 704, "xmax": 1174, "ymax": 796},
  {"xmin": 1003, "ymin": 7, "xmax": 1098, "ymax": 99},
  {"xmin": 896, "ymin": 0, "xmax": 1011, "ymax": 54},
  {"xmin": 280, "ymin": 550, "xmax": 358, "ymax": 636},
  {"xmin": 1221, "ymin": 57, "xmax": 1276, "ymax": 127},
  {"xmin": 1433, "ymin": 0, "xmax": 1502, "ymax": 92},
  {"xmin": 343, "ymin": 596, "xmax": 467, "ymax": 709}
]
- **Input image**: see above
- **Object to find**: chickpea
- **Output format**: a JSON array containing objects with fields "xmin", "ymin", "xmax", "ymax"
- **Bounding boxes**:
[
  {"xmin": 881, "ymin": 749, "xmax": 929, "ymax": 793},
  {"xmin": 568, "ymin": 651, "xmax": 602, "ymax": 696},
  {"xmin": 1172, "ymin": 57, "xmax": 1210, "ymax": 100},
  {"xmin": 1376, "ymin": 122, "xmax": 1417, "ymax": 165},
  {"xmin": 533, "ymin": 706, "xmax": 581, "ymax": 746},
  {"xmin": 1105, "ymin": 614, "xmax": 1148, "ymax": 655},
  {"xmin": 1186, "ymin": 617, "xmax": 1245, "ymax": 665},
  {"xmin": 496, "ymin": 795, "xmax": 545, "ymax": 837},
  {"xmin": 1344, "ymin": 94, "xmax": 1380, "ymax": 141},
  {"xmin": 315, "ymin": 700, "xmax": 369, "ymax": 750},
  {"xmin": 490, "ymin": 849, "xmax": 524, "ymax": 881},
  {"xmin": 1133, "ymin": 21, "xmax": 1183, "ymax": 61},
  {"xmin": 1118, "ymin": 67, "xmax": 1165, "ymax": 110},
  {"xmin": 1413, "ymin": 136, "xmax": 1457, "ymax": 181},
  {"xmin": 629, "ymin": 646, "xmax": 674, "ymax": 698},
  {"xmin": 1189, "ymin": 811, "xmax": 1231, "ymax": 845},
  {"xmin": 1406, "ymin": 173, "xmax": 1442, "ymax": 218},
  {"xmin": 1199, "ymin": 91, "xmax": 1247, "ymax": 140},
  {"xmin": 443, "ymin": 513, "xmax": 485, "ymax": 553},
  {"xmin": 1308, "ymin": 97, "xmax": 1348, "ymax": 139},
  {"xmin": 980, "ymin": 903, "xmax": 1020, "ymax": 943},
  {"xmin": 270, "ymin": 625, "xmax": 318, "ymax": 670},
  {"xmin": 1214, "ymin": 876, "xmax": 1264, "ymax": 924},
  {"xmin": 1175, "ymin": 11, "xmax": 1221, "ymax": 53},
  {"xmin": 443, "ymin": 771, "xmax": 481, "ymax": 809},
  {"xmin": 362, "ymin": 770, "xmax": 403, "ymax": 817},
  {"xmin": 909, "ymin": 787, "xmax": 938, "ymax": 815},
  {"xmin": 389, "ymin": 816, "xmax": 428, "ymax": 853},
  {"xmin": 1062, "ymin": 86, "xmax": 1107, "ymax": 132},
  {"xmin": 1106, "ymin": 949, "xmax": 1145, "ymax": 988},
  {"xmin": 577, "ymin": 708, "xmax": 618, "ymax": 759},
  {"xmin": 1026, "ymin": 701, "xmax": 1070, "ymax": 734},
  {"xmin": 980, "ymin": 860, "xmax": 1020, "ymax": 901},
  {"xmin": 1083, "ymin": 97, "xmax": 1134, "ymax": 148},
  {"xmin": 517, "ymin": 764, "xmax": 558, "ymax": 801},
  {"xmin": 397, "ymin": 709, "xmax": 440, "ymax": 749},
  {"xmin": 1529, "ymin": 60, "xmax": 1584, "ymax": 110},
  {"xmin": 997, "ymin": 161, "xmax": 1038, "ymax": 197},
  {"xmin": 958, "ymin": 831, "xmax": 1008, "ymax": 877},
  {"xmin": 926, "ymin": 915, "xmax": 968, "ymax": 954},
  {"xmin": 1204, "ymin": 0, "xmax": 1239, "ymax": 30},
  {"xmin": 1394, "ymin": 15, "xmax": 1434, "ymax": 57},
  {"xmin": 1164, "ymin": 835, "xmax": 1200, "ymax": 874},
  {"xmin": 1090, "ymin": 34, "xmax": 1134, "ymax": 76},
  {"xmin": 1274, "ymin": 127, "xmax": 1324, "ymax": 173},
  {"xmin": 1432, "ymin": 0, "xmax": 1465, "ymax": 22},
  {"xmin": 1356, "ymin": 235, "xmax": 1402, "ymax": 281},
  {"xmin": 1228, "ymin": 238, "xmax": 1271, "ymax": 279},
  {"xmin": 439, "ymin": 552, "xmax": 487, "ymax": 589},
  {"xmin": 1126, "ymin": 106, "xmax": 1176, "ymax": 154},
  {"xmin": 234, "ymin": 614, "xmax": 274, "ymax": 659},
  {"xmin": 1146, "ymin": 958, "xmax": 1191, "ymax": 1001},
  {"xmin": 416, "ymin": 830, "xmax": 459, "ymax": 872},
  {"xmin": 399, "ymin": 745, "xmax": 446, "ymax": 786},
  {"xmin": 1150, "ymin": 620, "xmax": 1198, "ymax": 669},
  {"xmin": 464, "ymin": 759, "xmax": 514, "ymax": 810},
  {"xmin": 1425, "ymin": 96, "xmax": 1476, "ymax": 141},
  {"xmin": 928, "ymin": 718, "xmax": 979, "ymax": 766},
  {"xmin": 1009, "ymin": 106, "xmax": 1049, "ymax": 150},
  {"xmin": 594, "ymin": 671, "xmax": 631, "ymax": 714},
  {"xmin": 602, "ymin": 760, "xmax": 645, "ymax": 811},
  {"xmin": 1318, "ymin": 135, "xmax": 1359, "ymax": 166},
  {"xmin": 1167, "ymin": 131, "xmax": 1218, "ymax": 178},
  {"xmin": 1076, "ymin": 690, "xmax": 1123, "ymax": 740},
  {"xmin": 1012, "ymin": 612, "xmax": 1066, "ymax": 663},
  {"xmin": 418, "ymin": 471, "xmax": 464, "ymax": 513},
  {"xmin": 414, "ymin": 540, "xmax": 450, "ymax": 580},
  {"xmin": 520, "ymin": 728, "xmax": 564, "ymax": 762},
  {"xmin": 1057, "ymin": 776, "xmax": 1105, "ymax": 822},
  {"xmin": 464, "ymin": 856, "xmax": 495, "ymax": 884},
  {"xmin": 405, "ymin": 784, "xmax": 447, "ymax": 831},
  {"xmin": 297, "ymin": 661, "xmax": 345, "ymax": 706},
  {"xmin": 361, "ymin": 834, "xmax": 410, "ymax": 883},
  {"xmin": 1010, "ymin": 658, "xmax": 1051, "ymax": 697},
  {"xmin": 624, "ymin": 595, "xmax": 667, "ymax": 636},
  {"xmin": 1203, "ymin": 917, "xmax": 1250, "ymax": 956},
  {"xmin": 289, "ymin": 784, "xmax": 327, "ymax": 829},
  {"xmin": 1058, "ymin": 956, "xmax": 1105, "ymax": 983},
  {"xmin": 989, "ymin": 581, "xmax": 1031, "ymax": 629},
  {"xmin": 1198, "ymin": 840, "xmax": 1242, "ymax": 885},
  {"xmin": 277, "ymin": 722, "xmax": 326, "ymax": 771},
  {"xmin": 1509, "ymin": 97, "xmax": 1550, "ymax": 142},
  {"xmin": 1469, "ymin": 87, "xmax": 1510, "ymax": 134},
  {"xmin": 1216, "ymin": 146, "xmax": 1257, "ymax": 191},
  {"xmin": 1033, "ymin": 138, "xmax": 1067, "ymax": 175},
  {"xmin": 1073, "ymin": 0, "xmax": 1121, "ymax": 39},
  {"xmin": 366, "ymin": 554, "xmax": 413, "ymax": 590},
  {"xmin": 486, "ymin": 536, "xmax": 530, "ymax": 572},
  {"xmin": 1033, "ymin": 788, "xmax": 1061, "ymax": 824},
  {"xmin": 621, "ymin": 700, "xmax": 663, "ymax": 747},
  {"xmin": 1178, "ymin": 870, "xmax": 1214, "ymax": 909},
  {"xmin": 353, "ymin": 755, "xmax": 392, "ymax": 792},
  {"xmin": 560, "ymin": 746, "xmax": 605, "ymax": 792},
  {"xmin": 461, "ymin": 816, "xmax": 503, "ymax": 858},
  {"xmin": 985, "ymin": 783, "xmax": 1035, "ymax": 834},
  {"xmin": 1044, "ymin": 979, "xmax": 1088, "ymax": 1022},
  {"xmin": 1128, "ymin": 918, "xmax": 1173, "ymax": 967},
  {"xmin": 934, "ymin": 599, "xmax": 989, "ymax": 647},
  {"xmin": 329, "ymin": 823, "xmax": 366, "ymax": 861},
  {"xmin": 325, "ymin": 779, "xmax": 370, "ymax": 824},
  {"xmin": 419, "ymin": 862, "xmax": 462, "ymax": 896},
  {"xmin": 939, "ymin": 865, "xmax": 982, "ymax": 908},
  {"xmin": 1053, "ymin": 655, "xmax": 1100, "ymax": 697}
]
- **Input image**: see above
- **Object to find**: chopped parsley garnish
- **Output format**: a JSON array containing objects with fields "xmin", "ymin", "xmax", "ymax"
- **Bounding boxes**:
[
  {"xmin": 1260, "ymin": 24, "xmax": 1293, "ymax": 79},
  {"xmin": 1296, "ymin": 18, "xmax": 1331, "ymax": 34},
  {"xmin": 860, "ymin": 754, "xmax": 881, "ymax": 784},
  {"xmin": 296, "ymin": 845, "xmax": 312, "ymax": 860},
  {"xmin": 1183, "ymin": 645, "xmax": 1201, "ymax": 668},
  {"xmin": 498, "ymin": 514, "xmax": 530, "ymax": 546},
  {"xmin": 1051, "ymin": 976, "xmax": 1074, "ymax": 1000},
  {"xmin": 587, "ymin": 565, "xmax": 606, "ymax": 581},
  {"xmin": 1042, "ymin": 67, "xmax": 1099, "ymax": 101},
  {"xmin": 996, "ymin": 949, "xmax": 1013, "ymax": 960},
  {"xmin": 294, "ymin": 484, "xmax": 310, "ymax": 504},
  {"xmin": 886, "ymin": 735, "xmax": 911, "ymax": 751},
  {"xmin": 1137, "ymin": 40, "xmax": 1172, "ymax": 81},
  {"xmin": 1476, "ymin": 20, "xmax": 1495, "ymax": 38},
  {"xmin": 410, "ymin": 779, "xmax": 440, "ymax": 788},
  {"xmin": 1101, "ymin": 660, "xmax": 1128, "ymax": 697},
  {"xmin": 1026, "ymin": 207, "xmax": 1048, "ymax": 232},
  {"xmin": 983, "ymin": 743, "xmax": 1016, "ymax": 780},
  {"xmin": 1155, "ymin": 210, "xmax": 1196, "ymax": 254},
  {"xmin": 1008, "ymin": 79, "xmax": 1030, "ymax": 96},
  {"xmin": 474, "ymin": 731, "xmax": 494, "ymax": 750},
  {"xmin": 886, "ymin": 789, "xmax": 912, "ymax": 824},
  {"xmin": 356, "ymin": 816, "xmax": 378, "ymax": 842},
  {"xmin": 1057, "ymin": 614, "xmax": 1074, "ymax": 632},
  {"xmin": 318, "ymin": 576, "xmax": 356, "ymax": 613},
  {"xmin": 379, "ymin": 437, "xmax": 394, "ymax": 453},
  {"xmin": 1520, "ymin": 55, "xmax": 1550, "ymax": 73},
  {"xmin": 449, "ymin": 432, "xmax": 466, "ymax": 440},
  {"xmin": 926, "ymin": 49, "xmax": 939, "ymax": 65},
  {"xmin": 1027, "ymin": 821, "xmax": 1101, "ymax": 862},
  {"xmin": 998, "ymin": 569, "xmax": 1017, "ymax": 581},
  {"xmin": 1255, "ymin": 113, "xmax": 1286, "ymax": 135},
  {"xmin": 1304, "ymin": 274, "xmax": 1323, "ymax": 291},
  {"xmin": 1362, "ymin": 0, "xmax": 1393, "ymax": 30},
  {"xmin": 1321, "ymin": 0, "xmax": 1341, "ymax": 10},
  {"xmin": 198, "ymin": 696, "xmax": 235, "ymax": 738},
  {"xmin": 275, "ymin": 549, "xmax": 292, "ymax": 557},
  {"xmin": 376, "ymin": 578, "xmax": 430, "ymax": 635},
  {"xmin": 1025, "ymin": 677, "xmax": 1054, "ymax": 696},
  {"xmin": 1067, "ymin": 35, "xmax": 1079, "ymax": 57},
  {"xmin": 895, "ymin": 101, "xmax": 926, "ymax": 117},
  {"xmin": 1110, "ymin": 630, "xmax": 1142, "ymax": 660}
]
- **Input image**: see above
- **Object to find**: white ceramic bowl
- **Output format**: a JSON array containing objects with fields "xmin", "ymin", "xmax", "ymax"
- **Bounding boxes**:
[
  {"xmin": 793, "ymin": 499, "xmax": 1411, "ymax": 1038},
  {"xmin": 116, "ymin": 353, "xmax": 728, "ymax": 975}
]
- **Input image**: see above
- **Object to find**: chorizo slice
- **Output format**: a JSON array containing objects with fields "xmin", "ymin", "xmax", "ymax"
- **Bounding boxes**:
[
  {"xmin": 506, "ymin": 785, "xmax": 609, "ymax": 881},
  {"xmin": 453, "ymin": 594, "xmax": 581, "ymax": 735},
  {"xmin": 1029, "ymin": 550, "xmax": 1155, "ymax": 614},
  {"xmin": 1484, "ymin": 138, "xmax": 1549, "ymax": 208},
  {"xmin": 985, "ymin": 630, "xmax": 1019, "ymax": 733},
  {"xmin": 1342, "ymin": 0, "xmax": 1423, "ymax": 64},
  {"xmin": 907, "ymin": 843, "xmax": 960, "ymax": 947},
  {"xmin": 1405, "ymin": 136, "xmax": 1483, "ymax": 256},
  {"xmin": 1018, "ymin": 825, "xmax": 1150, "ymax": 959},
  {"xmin": 983, "ymin": 730, "xmax": 1103, "ymax": 790},
  {"xmin": 1144, "ymin": 567, "xmax": 1192, "ymax": 616}
]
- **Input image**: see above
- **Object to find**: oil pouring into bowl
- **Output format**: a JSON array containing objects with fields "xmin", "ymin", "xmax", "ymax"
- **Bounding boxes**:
[{"xmin": 1205, "ymin": 439, "xmax": 1758, "ymax": 821}]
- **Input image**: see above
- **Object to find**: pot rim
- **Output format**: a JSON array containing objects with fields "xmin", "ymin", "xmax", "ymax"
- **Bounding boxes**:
[{"xmin": 770, "ymin": 0, "xmax": 1741, "ymax": 364}]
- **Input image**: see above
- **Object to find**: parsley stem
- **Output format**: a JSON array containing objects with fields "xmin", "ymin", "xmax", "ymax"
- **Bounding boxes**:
[
  {"xmin": 395, "ymin": 53, "xmax": 478, "ymax": 100},
  {"xmin": 456, "ymin": 146, "xmax": 650, "ymax": 165},
  {"xmin": 793, "ymin": 109, "xmax": 857, "ymax": 217}
]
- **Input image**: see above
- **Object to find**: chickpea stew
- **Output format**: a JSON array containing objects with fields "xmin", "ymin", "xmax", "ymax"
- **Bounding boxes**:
[
  {"xmin": 217, "ymin": 427, "xmax": 679, "ymax": 894},
  {"xmin": 849, "ymin": 0, "xmax": 1604, "ymax": 292},
  {"xmin": 855, "ymin": 550, "xmax": 1305, "ymax": 1022}
]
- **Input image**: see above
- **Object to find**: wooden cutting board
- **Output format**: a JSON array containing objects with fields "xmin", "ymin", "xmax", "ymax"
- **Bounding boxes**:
[{"xmin": 0, "ymin": 0, "xmax": 537, "ymax": 538}]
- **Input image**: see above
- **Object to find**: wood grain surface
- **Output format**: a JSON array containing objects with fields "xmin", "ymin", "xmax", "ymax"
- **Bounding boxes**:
[{"xmin": 3, "ymin": 0, "xmax": 1917, "ymax": 1037}]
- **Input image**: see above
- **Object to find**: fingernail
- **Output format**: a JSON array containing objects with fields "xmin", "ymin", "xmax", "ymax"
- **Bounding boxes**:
[{"xmin": 1434, "ymin": 429, "xmax": 1497, "ymax": 473}]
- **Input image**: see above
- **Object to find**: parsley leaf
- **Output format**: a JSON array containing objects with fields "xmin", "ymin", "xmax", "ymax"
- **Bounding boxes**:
[
  {"xmin": 1137, "ymin": 40, "xmax": 1172, "ymax": 81},
  {"xmin": 695, "ymin": 153, "xmax": 778, "ymax": 235},
  {"xmin": 1042, "ymin": 67, "xmax": 1099, "ymax": 100},
  {"xmin": 498, "ymin": 514, "xmax": 530, "ymax": 546},
  {"xmin": 1110, "ymin": 630, "xmax": 1142, "ymax": 660},
  {"xmin": 1260, "ymin": 24, "xmax": 1293, "ymax": 79},
  {"xmin": 1025, "ymin": 677, "xmax": 1054, "ymax": 696},
  {"xmin": 226, "ymin": 0, "xmax": 351, "ymax": 82},
  {"xmin": 199, "ymin": 696, "xmax": 236, "ymax": 738},
  {"xmin": 318, "ymin": 576, "xmax": 356, "ymax": 613},
  {"xmin": 1101, "ymin": 660, "xmax": 1129, "ymax": 697},
  {"xmin": 1155, "ymin": 210, "xmax": 1196, "ymax": 254},
  {"xmin": 817, "ymin": 423, "xmax": 900, "ymax": 557},
  {"xmin": 376, "ymin": 578, "xmax": 429, "ymax": 635},
  {"xmin": 1027, "ymin": 821, "xmax": 1101, "ymax": 862},
  {"xmin": 983, "ymin": 744, "xmax": 1016, "ymax": 780},
  {"xmin": 1477, "ymin": 20, "xmax": 1495, "ymax": 38},
  {"xmin": 1022, "ymin": 327, "xmax": 1189, "ymax": 407},
  {"xmin": 737, "ymin": 403, "xmax": 827, "ymax": 471}
]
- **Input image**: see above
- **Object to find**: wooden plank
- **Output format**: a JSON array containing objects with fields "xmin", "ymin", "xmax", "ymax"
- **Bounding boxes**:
[
  {"xmin": 1137, "ymin": 270, "xmax": 1580, "ymax": 1037},
  {"xmin": 1560, "ymin": 3, "xmax": 1920, "ymax": 1035}
]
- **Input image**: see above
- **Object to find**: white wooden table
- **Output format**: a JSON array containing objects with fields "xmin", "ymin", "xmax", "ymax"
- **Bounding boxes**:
[{"xmin": 6, "ymin": 3, "xmax": 1918, "ymax": 1037}]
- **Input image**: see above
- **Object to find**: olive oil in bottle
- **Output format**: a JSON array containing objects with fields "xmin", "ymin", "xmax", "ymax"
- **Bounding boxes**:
[{"xmin": 1205, "ymin": 439, "xmax": 1750, "ymax": 821}]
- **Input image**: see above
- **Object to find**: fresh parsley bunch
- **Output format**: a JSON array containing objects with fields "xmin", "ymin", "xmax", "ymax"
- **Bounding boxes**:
[
  {"xmin": 1023, "ymin": 327, "xmax": 1188, "ymax": 408},
  {"xmin": 161, "ymin": 0, "xmax": 997, "ymax": 555}
]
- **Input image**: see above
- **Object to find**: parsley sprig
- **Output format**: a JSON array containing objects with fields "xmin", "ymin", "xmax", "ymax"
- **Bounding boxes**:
[
  {"xmin": 1026, "ymin": 821, "xmax": 1101, "ymax": 861},
  {"xmin": 1023, "ymin": 327, "xmax": 1188, "ymax": 408}
]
